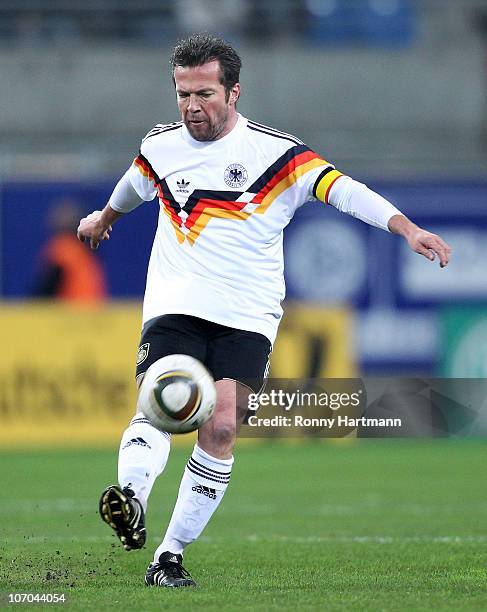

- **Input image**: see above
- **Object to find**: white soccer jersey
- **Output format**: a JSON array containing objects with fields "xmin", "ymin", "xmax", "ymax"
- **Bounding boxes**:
[{"xmin": 126, "ymin": 114, "xmax": 343, "ymax": 344}]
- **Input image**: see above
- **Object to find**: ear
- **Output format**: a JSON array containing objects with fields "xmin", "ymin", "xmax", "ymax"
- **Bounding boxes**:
[{"xmin": 229, "ymin": 83, "xmax": 240, "ymax": 105}]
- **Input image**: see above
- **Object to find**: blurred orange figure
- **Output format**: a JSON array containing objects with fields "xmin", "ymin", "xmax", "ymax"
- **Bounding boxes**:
[{"xmin": 35, "ymin": 199, "xmax": 108, "ymax": 303}]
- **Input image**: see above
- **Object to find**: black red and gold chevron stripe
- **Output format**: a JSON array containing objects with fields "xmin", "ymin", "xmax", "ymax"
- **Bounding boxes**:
[
  {"xmin": 133, "ymin": 145, "xmax": 334, "ymax": 245},
  {"xmin": 248, "ymin": 144, "xmax": 328, "ymax": 214},
  {"xmin": 133, "ymin": 153, "xmax": 159, "ymax": 185}
]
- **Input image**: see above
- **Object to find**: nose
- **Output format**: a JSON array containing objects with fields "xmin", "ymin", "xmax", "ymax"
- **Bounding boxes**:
[{"xmin": 187, "ymin": 94, "xmax": 201, "ymax": 113}]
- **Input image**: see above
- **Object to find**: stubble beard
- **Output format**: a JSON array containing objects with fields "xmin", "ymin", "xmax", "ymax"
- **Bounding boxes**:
[{"xmin": 186, "ymin": 108, "xmax": 229, "ymax": 142}]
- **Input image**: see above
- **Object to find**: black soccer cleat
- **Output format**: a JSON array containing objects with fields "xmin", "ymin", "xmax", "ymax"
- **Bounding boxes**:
[
  {"xmin": 145, "ymin": 551, "xmax": 196, "ymax": 588},
  {"xmin": 99, "ymin": 485, "xmax": 146, "ymax": 551}
]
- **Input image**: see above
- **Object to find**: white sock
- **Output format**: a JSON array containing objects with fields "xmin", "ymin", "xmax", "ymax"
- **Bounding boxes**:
[
  {"xmin": 154, "ymin": 443, "xmax": 233, "ymax": 559},
  {"xmin": 118, "ymin": 412, "xmax": 171, "ymax": 512}
]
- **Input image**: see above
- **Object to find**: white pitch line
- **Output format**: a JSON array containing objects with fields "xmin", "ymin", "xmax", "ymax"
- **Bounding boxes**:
[
  {"xmin": 254, "ymin": 534, "xmax": 487, "ymax": 544},
  {"xmin": 2, "ymin": 498, "xmax": 487, "ymax": 515},
  {"xmin": 7, "ymin": 534, "xmax": 487, "ymax": 545},
  {"xmin": 219, "ymin": 501, "xmax": 487, "ymax": 516}
]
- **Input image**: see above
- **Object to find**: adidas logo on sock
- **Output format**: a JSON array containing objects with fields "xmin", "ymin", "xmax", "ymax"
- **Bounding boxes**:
[
  {"xmin": 122, "ymin": 437, "xmax": 151, "ymax": 449},
  {"xmin": 192, "ymin": 485, "xmax": 217, "ymax": 499}
]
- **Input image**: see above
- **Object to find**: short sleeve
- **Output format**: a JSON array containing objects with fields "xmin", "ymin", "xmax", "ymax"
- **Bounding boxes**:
[{"xmin": 126, "ymin": 146, "xmax": 158, "ymax": 202}]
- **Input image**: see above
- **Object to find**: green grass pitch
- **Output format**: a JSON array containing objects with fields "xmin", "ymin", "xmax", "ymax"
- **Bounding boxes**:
[{"xmin": 1, "ymin": 440, "xmax": 486, "ymax": 610}]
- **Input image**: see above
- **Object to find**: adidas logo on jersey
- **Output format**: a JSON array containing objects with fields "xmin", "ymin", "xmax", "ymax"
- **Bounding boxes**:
[
  {"xmin": 192, "ymin": 484, "xmax": 217, "ymax": 499},
  {"xmin": 122, "ymin": 437, "xmax": 151, "ymax": 449},
  {"xmin": 176, "ymin": 178, "xmax": 190, "ymax": 193}
]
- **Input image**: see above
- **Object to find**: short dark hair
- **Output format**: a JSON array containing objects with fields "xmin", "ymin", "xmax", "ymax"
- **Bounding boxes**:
[{"xmin": 171, "ymin": 33, "xmax": 242, "ymax": 95}]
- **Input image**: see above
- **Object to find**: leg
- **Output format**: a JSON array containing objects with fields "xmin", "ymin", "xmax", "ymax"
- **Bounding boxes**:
[
  {"xmin": 197, "ymin": 378, "xmax": 252, "ymax": 457},
  {"xmin": 145, "ymin": 321, "xmax": 271, "ymax": 587},
  {"xmin": 99, "ymin": 412, "xmax": 171, "ymax": 551},
  {"xmin": 146, "ymin": 379, "xmax": 250, "ymax": 588},
  {"xmin": 124, "ymin": 315, "xmax": 206, "ymax": 507},
  {"xmin": 117, "ymin": 413, "xmax": 171, "ymax": 512},
  {"xmin": 120, "ymin": 314, "xmax": 207, "ymax": 509},
  {"xmin": 100, "ymin": 315, "xmax": 207, "ymax": 551},
  {"xmin": 152, "ymin": 379, "xmax": 249, "ymax": 558}
]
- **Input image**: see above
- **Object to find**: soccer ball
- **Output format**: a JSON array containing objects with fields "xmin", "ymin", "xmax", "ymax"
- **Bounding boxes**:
[{"xmin": 136, "ymin": 354, "xmax": 216, "ymax": 434}]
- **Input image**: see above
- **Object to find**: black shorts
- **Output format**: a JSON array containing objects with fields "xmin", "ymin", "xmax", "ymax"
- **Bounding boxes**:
[{"xmin": 136, "ymin": 314, "xmax": 272, "ymax": 392}]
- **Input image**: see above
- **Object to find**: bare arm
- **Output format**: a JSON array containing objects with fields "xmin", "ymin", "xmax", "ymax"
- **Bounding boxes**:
[{"xmin": 388, "ymin": 214, "xmax": 451, "ymax": 268}]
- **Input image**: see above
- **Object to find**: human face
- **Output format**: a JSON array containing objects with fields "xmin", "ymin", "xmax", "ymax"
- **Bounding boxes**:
[{"xmin": 174, "ymin": 60, "xmax": 240, "ymax": 141}]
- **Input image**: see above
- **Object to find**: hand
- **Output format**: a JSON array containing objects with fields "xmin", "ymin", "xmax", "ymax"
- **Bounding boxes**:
[
  {"xmin": 77, "ymin": 210, "xmax": 112, "ymax": 250},
  {"xmin": 388, "ymin": 215, "xmax": 451, "ymax": 268},
  {"xmin": 405, "ymin": 227, "xmax": 451, "ymax": 268}
]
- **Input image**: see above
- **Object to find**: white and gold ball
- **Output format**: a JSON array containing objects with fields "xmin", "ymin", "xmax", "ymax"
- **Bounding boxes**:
[{"xmin": 136, "ymin": 354, "xmax": 216, "ymax": 434}]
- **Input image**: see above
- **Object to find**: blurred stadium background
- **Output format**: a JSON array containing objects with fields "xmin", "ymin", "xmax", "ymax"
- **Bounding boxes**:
[
  {"xmin": 1, "ymin": 2, "xmax": 486, "ymax": 608},
  {"xmin": 2, "ymin": 0, "xmax": 487, "ymax": 446}
]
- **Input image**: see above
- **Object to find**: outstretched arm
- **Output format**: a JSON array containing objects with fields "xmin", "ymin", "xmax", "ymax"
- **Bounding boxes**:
[
  {"xmin": 388, "ymin": 214, "xmax": 451, "ymax": 268},
  {"xmin": 324, "ymin": 175, "xmax": 452, "ymax": 267}
]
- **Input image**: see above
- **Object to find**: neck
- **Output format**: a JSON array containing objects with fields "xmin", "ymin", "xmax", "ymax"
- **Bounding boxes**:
[{"xmin": 216, "ymin": 109, "xmax": 239, "ymax": 140}]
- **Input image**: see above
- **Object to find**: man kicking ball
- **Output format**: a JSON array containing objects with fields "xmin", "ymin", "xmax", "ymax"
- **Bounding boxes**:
[{"xmin": 77, "ymin": 33, "xmax": 451, "ymax": 588}]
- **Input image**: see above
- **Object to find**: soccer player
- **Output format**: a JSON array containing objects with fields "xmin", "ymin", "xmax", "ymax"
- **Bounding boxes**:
[{"xmin": 77, "ymin": 33, "xmax": 451, "ymax": 588}]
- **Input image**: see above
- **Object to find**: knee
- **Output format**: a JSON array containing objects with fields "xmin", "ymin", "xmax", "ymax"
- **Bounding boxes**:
[
  {"xmin": 199, "ymin": 415, "xmax": 236, "ymax": 454},
  {"xmin": 210, "ymin": 421, "xmax": 236, "ymax": 448}
]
